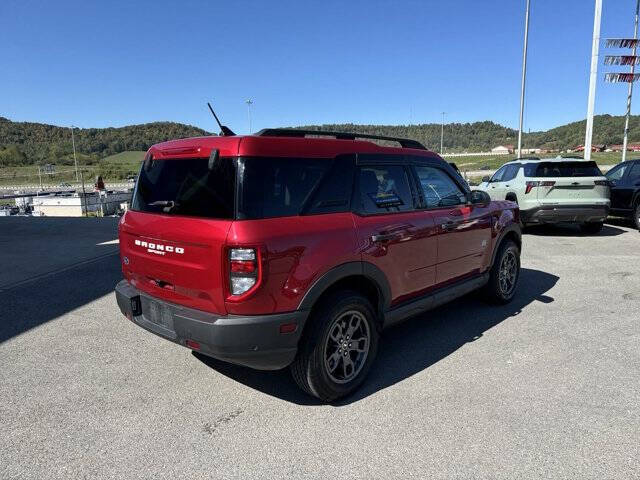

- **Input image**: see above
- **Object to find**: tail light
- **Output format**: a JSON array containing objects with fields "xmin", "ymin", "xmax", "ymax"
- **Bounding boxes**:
[
  {"xmin": 525, "ymin": 181, "xmax": 538, "ymax": 194},
  {"xmin": 228, "ymin": 248, "xmax": 259, "ymax": 296},
  {"xmin": 525, "ymin": 180, "xmax": 555, "ymax": 194}
]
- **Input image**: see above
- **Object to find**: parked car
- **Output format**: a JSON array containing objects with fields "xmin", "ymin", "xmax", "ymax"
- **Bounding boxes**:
[
  {"xmin": 115, "ymin": 129, "xmax": 521, "ymax": 401},
  {"xmin": 477, "ymin": 156, "xmax": 610, "ymax": 233},
  {"xmin": 605, "ymin": 159, "xmax": 640, "ymax": 230}
]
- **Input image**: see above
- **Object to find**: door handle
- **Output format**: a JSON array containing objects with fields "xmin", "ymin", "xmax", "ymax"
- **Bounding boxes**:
[{"xmin": 371, "ymin": 233, "xmax": 398, "ymax": 243}]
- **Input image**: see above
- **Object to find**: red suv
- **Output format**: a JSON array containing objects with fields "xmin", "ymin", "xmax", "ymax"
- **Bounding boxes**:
[{"xmin": 115, "ymin": 129, "xmax": 521, "ymax": 401}]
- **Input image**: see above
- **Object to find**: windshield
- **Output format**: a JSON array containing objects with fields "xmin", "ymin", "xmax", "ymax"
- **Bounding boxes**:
[
  {"xmin": 131, "ymin": 157, "xmax": 235, "ymax": 219},
  {"xmin": 523, "ymin": 161, "xmax": 602, "ymax": 178}
]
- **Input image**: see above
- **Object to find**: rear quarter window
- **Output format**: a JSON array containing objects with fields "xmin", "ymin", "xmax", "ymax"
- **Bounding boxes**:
[{"xmin": 238, "ymin": 157, "xmax": 340, "ymax": 219}]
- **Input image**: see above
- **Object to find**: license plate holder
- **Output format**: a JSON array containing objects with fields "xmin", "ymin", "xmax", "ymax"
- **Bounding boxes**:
[{"xmin": 146, "ymin": 300, "xmax": 175, "ymax": 331}]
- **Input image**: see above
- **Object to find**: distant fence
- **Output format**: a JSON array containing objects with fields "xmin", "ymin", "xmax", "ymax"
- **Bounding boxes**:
[{"xmin": 442, "ymin": 152, "xmax": 509, "ymax": 157}]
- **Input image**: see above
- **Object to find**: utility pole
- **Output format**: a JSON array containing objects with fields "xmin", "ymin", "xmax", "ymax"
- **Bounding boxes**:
[
  {"xmin": 622, "ymin": 0, "xmax": 640, "ymax": 163},
  {"xmin": 245, "ymin": 99, "xmax": 253, "ymax": 134},
  {"xmin": 70, "ymin": 126, "xmax": 79, "ymax": 182},
  {"xmin": 585, "ymin": 0, "xmax": 603, "ymax": 161},
  {"xmin": 440, "ymin": 112, "xmax": 446, "ymax": 154},
  {"xmin": 517, "ymin": 0, "xmax": 531, "ymax": 159}
]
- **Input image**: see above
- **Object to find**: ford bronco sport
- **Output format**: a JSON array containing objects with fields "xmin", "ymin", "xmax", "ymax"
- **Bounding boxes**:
[{"xmin": 115, "ymin": 129, "xmax": 521, "ymax": 401}]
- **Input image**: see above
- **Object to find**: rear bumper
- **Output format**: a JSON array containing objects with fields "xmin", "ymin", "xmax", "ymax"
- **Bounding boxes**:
[
  {"xmin": 521, "ymin": 204, "xmax": 609, "ymax": 224},
  {"xmin": 115, "ymin": 280, "xmax": 307, "ymax": 370}
]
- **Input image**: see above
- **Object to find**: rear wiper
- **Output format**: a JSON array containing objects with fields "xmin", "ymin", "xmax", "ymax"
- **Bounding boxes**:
[{"xmin": 148, "ymin": 200, "xmax": 179, "ymax": 212}]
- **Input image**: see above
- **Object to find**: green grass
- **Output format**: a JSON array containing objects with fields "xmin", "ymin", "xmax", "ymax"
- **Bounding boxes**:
[
  {"xmin": 0, "ymin": 150, "xmax": 145, "ymax": 186},
  {"xmin": 101, "ymin": 151, "xmax": 145, "ymax": 165}
]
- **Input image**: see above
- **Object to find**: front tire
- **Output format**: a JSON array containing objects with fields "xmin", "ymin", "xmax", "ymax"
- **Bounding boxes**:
[
  {"xmin": 580, "ymin": 221, "xmax": 603, "ymax": 234},
  {"xmin": 633, "ymin": 202, "xmax": 640, "ymax": 231},
  {"xmin": 291, "ymin": 291, "xmax": 379, "ymax": 402},
  {"xmin": 483, "ymin": 240, "xmax": 520, "ymax": 304}
]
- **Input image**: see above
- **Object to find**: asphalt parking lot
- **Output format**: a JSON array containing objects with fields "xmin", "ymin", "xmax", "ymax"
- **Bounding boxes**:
[{"xmin": 1, "ymin": 217, "xmax": 639, "ymax": 479}]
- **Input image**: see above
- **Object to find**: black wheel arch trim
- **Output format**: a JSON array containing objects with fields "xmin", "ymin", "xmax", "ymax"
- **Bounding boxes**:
[
  {"xmin": 490, "ymin": 223, "xmax": 522, "ymax": 268},
  {"xmin": 297, "ymin": 261, "xmax": 392, "ymax": 314}
]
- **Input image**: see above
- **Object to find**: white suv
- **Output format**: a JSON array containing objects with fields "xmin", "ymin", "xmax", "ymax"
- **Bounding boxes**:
[{"xmin": 477, "ymin": 157, "xmax": 610, "ymax": 233}]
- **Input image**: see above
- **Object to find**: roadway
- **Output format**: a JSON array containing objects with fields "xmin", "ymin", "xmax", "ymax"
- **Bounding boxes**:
[{"xmin": 1, "ymin": 217, "xmax": 639, "ymax": 479}]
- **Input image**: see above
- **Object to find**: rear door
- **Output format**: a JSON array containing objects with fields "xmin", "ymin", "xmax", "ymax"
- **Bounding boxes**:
[
  {"xmin": 529, "ymin": 161, "xmax": 609, "ymax": 205},
  {"xmin": 352, "ymin": 157, "xmax": 439, "ymax": 305},
  {"xmin": 119, "ymin": 156, "xmax": 236, "ymax": 314},
  {"xmin": 412, "ymin": 163, "xmax": 493, "ymax": 285}
]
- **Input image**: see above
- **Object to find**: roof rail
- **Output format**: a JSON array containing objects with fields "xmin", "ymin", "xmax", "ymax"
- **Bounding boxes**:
[
  {"xmin": 515, "ymin": 156, "xmax": 541, "ymax": 161},
  {"xmin": 255, "ymin": 128, "xmax": 427, "ymax": 150}
]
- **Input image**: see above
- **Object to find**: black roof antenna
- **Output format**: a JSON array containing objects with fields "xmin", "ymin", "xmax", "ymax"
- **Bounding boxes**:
[{"xmin": 207, "ymin": 102, "xmax": 236, "ymax": 136}]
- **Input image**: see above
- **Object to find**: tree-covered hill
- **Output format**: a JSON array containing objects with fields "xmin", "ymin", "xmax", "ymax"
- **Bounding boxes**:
[
  {"xmin": 2, "ymin": 114, "xmax": 640, "ymax": 168},
  {"xmin": 0, "ymin": 117, "xmax": 210, "ymax": 167}
]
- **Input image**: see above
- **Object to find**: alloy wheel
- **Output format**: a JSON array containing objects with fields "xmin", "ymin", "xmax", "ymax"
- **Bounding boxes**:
[{"xmin": 323, "ymin": 310, "xmax": 370, "ymax": 384}]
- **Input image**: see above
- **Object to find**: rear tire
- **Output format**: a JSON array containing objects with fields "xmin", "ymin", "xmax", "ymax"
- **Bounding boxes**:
[
  {"xmin": 483, "ymin": 240, "xmax": 520, "ymax": 304},
  {"xmin": 291, "ymin": 291, "xmax": 379, "ymax": 402},
  {"xmin": 580, "ymin": 221, "xmax": 603, "ymax": 234}
]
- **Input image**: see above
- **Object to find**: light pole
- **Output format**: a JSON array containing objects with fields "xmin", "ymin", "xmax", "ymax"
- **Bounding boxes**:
[
  {"xmin": 517, "ymin": 0, "xmax": 530, "ymax": 159},
  {"xmin": 70, "ymin": 126, "xmax": 79, "ymax": 182},
  {"xmin": 440, "ymin": 112, "xmax": 446, "ymax": 154},
  {"xmin": 585, "ymin": 0, "xmax": 603, "ymax": 161},
  {"xmin": 246, "ymin": 99, "xmax": 253, "ymax": 134}
]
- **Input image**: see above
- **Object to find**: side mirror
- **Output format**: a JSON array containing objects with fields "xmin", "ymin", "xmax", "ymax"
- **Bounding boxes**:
[
  {"xmin": 469, "ymin": 190, "xmax": 491, "ymax": 206},
  {"xmin": 481, "ymin": 176, "xmax": 490, "ymax": 183}
]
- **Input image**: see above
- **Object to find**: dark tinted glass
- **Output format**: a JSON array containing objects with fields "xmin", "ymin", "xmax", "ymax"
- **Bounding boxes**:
[
  {"xmin": 414, "ymin": 165, "xmax": 466, "ymax": 208},
  {"xmin": 524, "ymin": 161, "xmax": 602, "ymax": 177},
  {"xmin": 606, "ymin": 163, "xmax": 628, "ymax": 181},
  {"xmin": 628, "ymin": 161, "xmax": 640, "ymax": 181},
  {"xmin": 238, "ymin": 157, "xmax": 330, "ymax": 219},
  {"xmin": 358, "ymin": 165, "xmax": 413, "ymax": 213},
  {"xmin": 304, "ymin": 157, "xmax": 354, "ymax": 215},
  {"xmin": 132, "ymin": 157, "xmax": 235, "ymax": 219}
]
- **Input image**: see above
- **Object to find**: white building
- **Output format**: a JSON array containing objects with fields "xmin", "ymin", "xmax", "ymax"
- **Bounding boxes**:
[
  {"xmin": 491, "ymin": 145, "xmax": 514, "ymax": 155},
  {"xmin": 32, "ymin": 191, "xmax": 131, "ymax": 217}
]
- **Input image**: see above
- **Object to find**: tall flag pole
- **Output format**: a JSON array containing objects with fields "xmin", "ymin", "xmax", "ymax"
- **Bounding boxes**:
[
  {"xmin": 585, "ymin": 0, "xmax": 603, "ymax": 161},
  {"xmin": 622, "ymin": 0, "xmax": 640, "ymax": 163},
  {"xmin": 517, "ymin": 0, "xmax": 530, "ymax": 160}
]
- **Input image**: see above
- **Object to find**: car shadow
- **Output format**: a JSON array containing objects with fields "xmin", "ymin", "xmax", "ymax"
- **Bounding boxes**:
[
  {"xmin": 0, "ymin": 217, "xmax": 121, "ymax": 344},
  {"xmin": 193, "ymin": 267, "xmax": 559, "ymax": 406},
  {"xmin": 605, "ymin": 217, "xmax": 636, "ymax": 230},
  {"xmin": 524, "ymin": 223, "xmax": 626, "ymax": 237}
]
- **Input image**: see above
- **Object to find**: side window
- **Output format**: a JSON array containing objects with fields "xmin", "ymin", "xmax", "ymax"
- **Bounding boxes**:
[
  {"xmin": 503, "ymin": 164, "xmax": 520, "ymax": 182},
  {"xmin": 304, "ymin": 156, "xmax": 355, "ymax": 215},
  {"xmin": 358, "ymin": 165, "xmax": 413, "ymax": 214},
  {"xmin": 491, "ymin": 166, "xmax": 507, "ymax": 183},
  {"xmin": 628, "ymin": 162, "xmax": 640, "ymax": 182},
  {"xmin": 414, "ymin": 165, "xmax": 467, "ymax": 208},
  {"xmin": 606, "ymin": 163, "xmax": 628, "ymax": 181}
]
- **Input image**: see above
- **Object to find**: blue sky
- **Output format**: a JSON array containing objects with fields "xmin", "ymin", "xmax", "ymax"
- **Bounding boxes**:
[{"xmin": 1, "ymin": 0, "xmax": 639, "ymax": 133}]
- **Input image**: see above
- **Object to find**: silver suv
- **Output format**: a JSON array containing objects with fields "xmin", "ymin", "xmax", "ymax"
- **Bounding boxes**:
[{"xmin": 477, "ymin": 157, "xmax": 610, "ymax": 233}]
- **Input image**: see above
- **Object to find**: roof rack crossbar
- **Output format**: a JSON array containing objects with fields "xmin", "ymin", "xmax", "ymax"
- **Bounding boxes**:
[{"xmin": 255, "ymin": 128, "xmax": 427, "ymax": 150}]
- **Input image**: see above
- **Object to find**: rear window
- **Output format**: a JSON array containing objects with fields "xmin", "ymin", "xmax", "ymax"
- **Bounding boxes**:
[
  {"xmin": 523, "ymin": 161, "xmax": 602, "ymax": 178},
  {"xmin": 132, "ymin": 157, "xmax": 235, "ymax": 219}
]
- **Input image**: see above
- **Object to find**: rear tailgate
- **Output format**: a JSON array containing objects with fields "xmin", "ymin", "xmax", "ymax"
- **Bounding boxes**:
[
  {"xmin": 119, "ymin": 153, "xmax": 237, "ymax": 315},
  {"xmin": 525, "ymin": 160, "xmax": 609, "ymax": 205},
  {"xmin": 536, "ymin": 177, "xmax": 609, "ymax": 205},
  {"xmin": 120, "ymin": 212, "xmax": 231, "ymax": 314}
]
